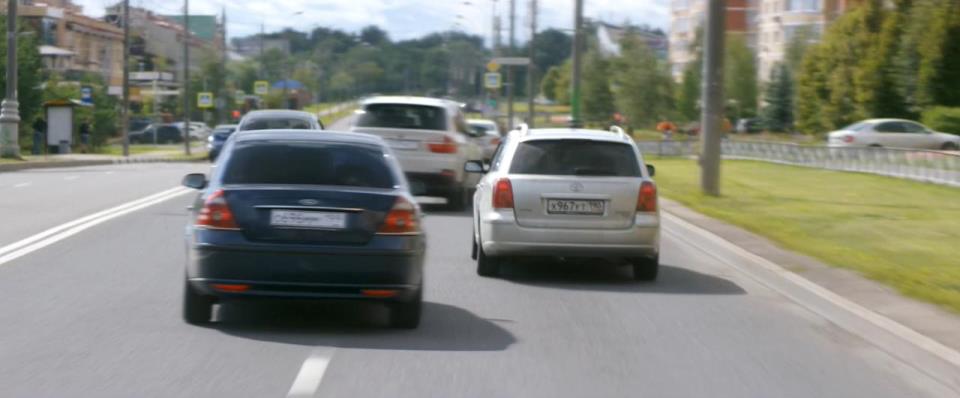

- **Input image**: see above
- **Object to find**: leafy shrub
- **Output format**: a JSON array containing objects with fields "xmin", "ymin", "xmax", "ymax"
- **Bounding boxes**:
[{"xmin": 921, "ymin": 107, "xmax": 960, "ymax": 135}]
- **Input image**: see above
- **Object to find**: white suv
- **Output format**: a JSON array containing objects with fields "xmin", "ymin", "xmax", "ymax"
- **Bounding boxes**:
[
  {"xmin": 467, "ymin": 126, "xmax": 660, "ymax": 280},
  {"xmin": 351, "ymin": 96, "xmax": 484, "ymax": 209}
]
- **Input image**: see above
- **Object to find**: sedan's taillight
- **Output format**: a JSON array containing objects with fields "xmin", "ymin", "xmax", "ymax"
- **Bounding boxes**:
[
  {"xmin": 637, "ymin": 181, "xmax": 657, "ymax": 213},
  {"xmin": 378, "ymin": 197, "xmax": 419, "ymax": 234},
  {"xmin": 196, "ymin": 189, "xmax": 240, "ymax": 230},
  {"xmin": 493, "ymin": 178, "xmax": 514, "ymax": 209},
  {"xmin": 428, "ymin": 135, "xmax": 458, "ymax": 153}
]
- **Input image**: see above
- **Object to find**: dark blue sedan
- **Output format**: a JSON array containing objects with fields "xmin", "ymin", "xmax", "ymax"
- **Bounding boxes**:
[
  {"xmin": 205, "ymin": 124, "xmax": 237, "ymax": 161},
  {"xmin": 181, "ymin": 130, "xmax": 426, "ymax": 328}
]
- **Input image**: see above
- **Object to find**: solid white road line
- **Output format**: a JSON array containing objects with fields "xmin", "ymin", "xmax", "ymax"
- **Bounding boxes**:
[
  {"xmin": 13, "ymin": 182, "xmax": 31, "ymax": 188},
  {"xmin": 0, "ymin": 187, "xmax": 191, "ymax": 267},
  {"xmin": 662, "ymin": 212, "xmax": 960, "ymax": 391},
  {"xmin": 287, "ymin": 349, "xmax": 335, "ymax": 398}
]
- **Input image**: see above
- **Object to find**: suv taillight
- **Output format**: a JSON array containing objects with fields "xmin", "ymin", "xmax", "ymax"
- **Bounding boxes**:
[
  {"xmin": 493, "ymin": 178, "xmax": 514, "ymax": 209},
  {"xmin": 637, "ymin": 181, "xmax": 657, "ymax": 213},
  {"xmin": 196, "ymin": 189, "xmax": 240, "ymax": 230},
  {"xmin": 428, "ymin": 135, "xmax": 458, "ymax": 154},
  {"xmin": 378, "ymin": 197, "xmax": 419, "ymax": 234}
]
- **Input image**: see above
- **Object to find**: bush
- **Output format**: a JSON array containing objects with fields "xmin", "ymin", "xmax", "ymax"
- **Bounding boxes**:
[{"xmin": 921, "ymin": 107, "xmax": 960, "ymax": 135}]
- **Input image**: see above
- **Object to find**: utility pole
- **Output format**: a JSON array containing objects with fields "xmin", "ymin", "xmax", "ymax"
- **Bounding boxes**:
[
  {"xmin": 0, "ymin": 0, "xmax": 21, "ymax": 158},
  {"xmin": 526, "ymin": 0, "xmax": 537, "ymax": 128},
  {"xmin": 700, "ymin": 0, "xmax": 726, "ymax": 196},
  {"xmin": 121, "ymin": 0, "xmax": 130, "ymax": 157},
  {"xmin": 506, "ymin": 0, "xmax": 515, "ymax": 130},
  {"xmin": 182, "ymin": 0, "xmax": 191, "ymax": 155},
  {"xmin": 259, "ymin": 22, "xmax": 265, "ymax": 79},
  {"xmin": 219, "ymin": 6, "xmax": 227, "ymax": 124},
  {"xmin": 569, "ymin": 0, "xmax": 583, "ymax": 127}
]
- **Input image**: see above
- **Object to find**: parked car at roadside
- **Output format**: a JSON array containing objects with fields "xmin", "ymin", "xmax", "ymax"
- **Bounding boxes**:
[
  {"xmin": 350, "ymin": 96, "xmax": 485, "ymax": 210},
  {"xmin": 236, "ymin": 110, "xmax": 323, "ymax": 131},
  {"xmin": 172, "ymin": 122, "xmax": 212, "ymax": 141},
  {"xmin": 736, "ymin": 118, "xmax": 764, "ymax": 134},
  {"xmin": 827, "ymin": 119, "xmax": 960, "ymax": 150},
  {"xmin": 129, "ymin": 124, "xmax": 184, "ymax": 144},
  {"xmin": 206, "ymin": 124, "xmax": 237, "ymax": 161},
  {"xmin": 181, "ymin": 130, "xmax": 426, "ymax": 328},
  {"xmin": 467, "ymin": 125, "xmax": 660, "ymax": 280}
]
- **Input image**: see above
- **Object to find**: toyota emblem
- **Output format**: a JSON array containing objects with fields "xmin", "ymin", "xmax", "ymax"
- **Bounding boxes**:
[{"xmin": 569, "ymin": 182, "xmax": 584, "ymax": 192}]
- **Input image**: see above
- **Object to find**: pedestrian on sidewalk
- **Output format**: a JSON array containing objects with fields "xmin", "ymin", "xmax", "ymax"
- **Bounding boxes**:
[
  {"xmin": 79, "ymin": 119, "xmax": 91, "ymax": 153},
  {"xmin": 32, "ymin": 116, "xmax": 47, "ymax": 155},
  {"xmin": 656, "ymin": 118, "xmax": 677, "ymax": 142}
]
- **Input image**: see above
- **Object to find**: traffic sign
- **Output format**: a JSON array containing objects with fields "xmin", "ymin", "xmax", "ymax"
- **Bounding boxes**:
[
  {"xmin": 491, "ymin": 57, "xmax": 531, "ymax": 66},
  {"xmin": 484, "ymin": 73, "xmax": 502, "ymax": 89},
  {"xmin": 234, "ymin": 90, "xmax": 245, "ymax": 105},
  {"xmin": 197, "ymin": 92, "xmax": 214, "ymax": 109},
  {"xmin": 80, "ymin": 87, "xmax": 93, "ymax": 105},
  {"xmin": 486, "ymin": 61, "xmax": 501, "ymax": 72},
  {"xmin": 254, "ymin": 80, "xmax": 269, "ymax": 95}
]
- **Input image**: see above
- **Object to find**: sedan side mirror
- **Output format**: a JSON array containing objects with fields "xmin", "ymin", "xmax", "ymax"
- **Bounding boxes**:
[
  {"xmin": 646, "ymin": 164, "xmax": 656, "ymax": 177},
  {"xmin": 182, "ymin": 173, "xmax": 207, "ymax": 190},
  {"xmin": 464, "ymin": 160, "xmax": 487, "ymax": 173}
]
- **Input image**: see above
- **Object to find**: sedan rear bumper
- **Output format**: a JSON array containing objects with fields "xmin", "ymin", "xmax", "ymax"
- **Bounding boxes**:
[{"xmin": 187, "ymin": 236, "xmax": 424, "ymax": 301}]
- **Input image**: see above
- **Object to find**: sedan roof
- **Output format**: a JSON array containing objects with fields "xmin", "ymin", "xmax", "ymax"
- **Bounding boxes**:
[
  {"xmin": 242, "ymin": 110, "xmax": 317, "ymax": 119},
  {"xmin": 233, "ymin": 130, "xmax": 385, "ymax": 147}
]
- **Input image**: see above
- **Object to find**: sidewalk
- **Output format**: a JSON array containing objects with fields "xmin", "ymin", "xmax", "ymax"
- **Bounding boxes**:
[
  {"xmin": 1, "ymin": 149, "xmax": 206, "ymax": 173},
  {"xmin": 662, "ymin": 197, "xmax": 960, "ymax": 353}
]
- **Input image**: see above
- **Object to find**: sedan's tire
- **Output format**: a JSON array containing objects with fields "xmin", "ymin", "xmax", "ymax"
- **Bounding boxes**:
[
  {"xmin": 631, "ymin": 255, "xmax": 659, "ymax": 281},
  {"xmin": 476, "ymin": 245, "xmax": 501, "ymax": 277},
  {"xmin": 389, "ymin": 289, "xmax": 422, "ymax": 329},
  {"xmin": 941, "ymin": 142, "xmax": 959, "ymax": 151},
  {"xmin": 182, "ymin": 279, "xmax": 215, "ymax": 325}
]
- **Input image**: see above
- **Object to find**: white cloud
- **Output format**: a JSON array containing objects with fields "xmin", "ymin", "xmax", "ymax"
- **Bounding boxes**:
[{"xmin": 71, "ymin": 0, "xmax": 669, "ymax": 41}]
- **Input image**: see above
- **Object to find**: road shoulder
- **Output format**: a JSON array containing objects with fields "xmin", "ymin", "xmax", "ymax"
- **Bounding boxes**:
[{"xmin": 662, "ymin": 197, "xmax": 960, "ymax": 353}]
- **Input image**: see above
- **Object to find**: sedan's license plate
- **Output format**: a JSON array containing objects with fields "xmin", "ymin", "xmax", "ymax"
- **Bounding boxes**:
[
  {"xmin": 547, "ymin": 199, "xmax": 605, "ymax": 215},
  {"xmin": 386, "ymin": 139, "xmax": 419, "ymax": 150},
  {"xmin": 270, "ymin": 210, "xmax": 347, "ymax": 229}
]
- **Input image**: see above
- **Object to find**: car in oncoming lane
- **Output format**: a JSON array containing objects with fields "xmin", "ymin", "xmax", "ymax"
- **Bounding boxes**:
[
  {"xmin": 236, "ymin": 110, "xmax": 324, "ymax": 132},
  {"xmin": 181, "ymin": 130, "xmax": 426, "ymax": 328},
  {"xmin": 827, "ymin": 119, "xmax": 960, "ymax": 150},
  {"xmin": 206, "ymin": 124, "xmax": 237, "ymax": 161},
  {"xmin": 467, "ymin": 126, "xmax": 661, "ymax": 280},
  {"xmin": 467, "ymin": 118, "xmax": 503, "ymax": 161}
]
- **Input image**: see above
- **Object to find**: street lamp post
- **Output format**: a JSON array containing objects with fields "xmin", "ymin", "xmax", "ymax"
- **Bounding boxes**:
[{"xmin": 1, "ymin": 0, "xmax": 21, "ymax": 158}]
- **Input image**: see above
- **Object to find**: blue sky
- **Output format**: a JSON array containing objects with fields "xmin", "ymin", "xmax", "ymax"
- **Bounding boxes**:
[{"xmin": 76, "ymin": 0, "xmax": 669, "ymax": 42}]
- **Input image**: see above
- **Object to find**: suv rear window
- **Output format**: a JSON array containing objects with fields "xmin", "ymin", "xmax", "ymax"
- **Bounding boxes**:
[
  {"xmin": 222, "ymin": 142, "xmax": 396, "ymax": 188},
  {"xmin": 356, "ymin": 104, "xmax": 447, "ymax": 131},
  {"xmin": 240, "ymin": 118, "xmax": 313, "ymax": 131},
  {"xmin": 509, "ymin": 139, "xmax": 641, "ymax": 177}
]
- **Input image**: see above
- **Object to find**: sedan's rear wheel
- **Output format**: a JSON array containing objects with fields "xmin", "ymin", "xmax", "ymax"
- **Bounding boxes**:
[
  {"xmin": 477, "ymin": 245, "xmax": 501, "ymax": 277},
  {"xmin": 631, "ymin": 255, "xmax": 659, "ymax": 281},
  {"xmin": 389, "ymin": 289, "xmax": 422, "ymax": 329},
  {"xmin": 183, "ymin": 279, "xmax": 215, "ymax": 325}
]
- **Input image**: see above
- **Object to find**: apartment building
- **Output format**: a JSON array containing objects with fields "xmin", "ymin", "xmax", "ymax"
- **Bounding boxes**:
[
  {"xmin": 11, "ymin": 0, "xmax": 124, "ymax": 92},
  {"xmin": 668, "ymin": 0, "xmax": 756, "ymax": 80},
  {"xmin": 756, "ymin": 0, "xmax": 863, "ymax": 81}
]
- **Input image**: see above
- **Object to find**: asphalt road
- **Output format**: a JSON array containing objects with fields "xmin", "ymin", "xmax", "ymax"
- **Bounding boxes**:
[{"xmin": 0, "ymin": 162, "xmax": 955, "ymax": 397}]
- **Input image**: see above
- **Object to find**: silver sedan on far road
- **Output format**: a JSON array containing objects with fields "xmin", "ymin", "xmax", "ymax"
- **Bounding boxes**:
[{"xmin": 827, "ymin": 119, "xmax": 960, "ymax": 150}]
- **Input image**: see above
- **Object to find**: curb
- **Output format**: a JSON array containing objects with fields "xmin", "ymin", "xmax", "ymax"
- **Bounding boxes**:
[{"xmin": 0, "ymin": 156, "xmax": 206, "ymax": 173}]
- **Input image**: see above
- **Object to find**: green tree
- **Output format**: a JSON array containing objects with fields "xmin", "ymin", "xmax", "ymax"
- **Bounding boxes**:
[
  {"xmin": 898, "ymin": 0, "xmax": 960, "ymax": 111},
  {"xmin": 540, "ymin": 66, "xmax": 561, "ymax": 101},
  {"xmin": 762, "ymin": 63, "xmax": 794, "ymax": 132},
  {"xmin": 676, "ymin": 29, "xmax": 703, "ymax": 122},
  {"xmin": 553, "ymin": 61, "xmax": 572, "ymax": 105},
  {"xmin": 582, "ymin": 52, "xmax": 615, "ymax": 123},
  {"xmin": 611, "ymin": 34, "xmax": 675, "ymax": 128},
  {"xmin": 724, "ymin": 35, "xmax": 758, "ymax": 118}
]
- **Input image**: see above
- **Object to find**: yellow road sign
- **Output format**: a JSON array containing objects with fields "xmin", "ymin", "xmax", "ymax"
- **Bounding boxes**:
[
  {"xmin": 254, "ymin": 80, "xmax": 269, "ymax": 95},
  {"xmin": 197, "ymin": 92, "xmax": 214, "ymax": 109},
  {"xmin": 484, "ymin": 72, "xmax": 502, "ymax": 89},
  {"xmin": 486, "ymin": 61, "xmax": 501, "ymax": 73}
]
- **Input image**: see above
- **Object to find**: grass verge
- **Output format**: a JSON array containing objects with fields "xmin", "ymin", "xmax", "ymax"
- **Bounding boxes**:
[{"xmin": 649, "ymin": 158, "xmax": 960, "ymax": 313}]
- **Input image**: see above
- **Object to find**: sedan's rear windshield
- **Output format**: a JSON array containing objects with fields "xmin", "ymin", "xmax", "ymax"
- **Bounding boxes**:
[
  {"xmin": 355, "ymin": 104, "xmax": 447, "ymax": 131},
  {"xmin": 222, "ymin": 142, "xmax": 396, "ymax": 188},
  {"xmin": 240, "ymin": 118, "xmax": 313, "ymax": 131},
  {"xmin": 509, "ymin": 139, "xmax": 641, "ymax": 177}
]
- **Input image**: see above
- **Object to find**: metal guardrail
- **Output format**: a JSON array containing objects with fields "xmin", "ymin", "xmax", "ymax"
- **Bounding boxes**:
[{"xmin": 636, "ymin": 139, "xmax": 960, "ymax": 187}]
